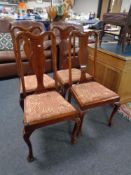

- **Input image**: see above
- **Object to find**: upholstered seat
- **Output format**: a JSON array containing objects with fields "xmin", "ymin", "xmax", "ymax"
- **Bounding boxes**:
[
  {"xmin": 71, "ymin": 82, "xmax": 119, "ymax": 109},
  {"xmin": 24, "ymin": 91, "xmax": 78, "ymax": 125},
  {"xmin": 20, "ymin": 74, "xmax": 55, "ymax": 94},
  {"xmin": 57, "ymin": 68, "xmax": 93, "ymax": 86}
]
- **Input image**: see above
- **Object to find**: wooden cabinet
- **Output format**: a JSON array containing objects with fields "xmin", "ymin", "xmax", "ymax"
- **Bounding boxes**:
[{"xmin": 87, "ymin": 45, "xmax": 131, "ymax": 104}]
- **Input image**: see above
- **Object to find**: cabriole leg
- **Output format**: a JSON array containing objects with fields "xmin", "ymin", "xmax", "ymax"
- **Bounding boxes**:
[
  {"xmin": 108, "ymin": 102, "xmax": 120, "ymax": 127},
  {"xmin": 71, "ymin": 117, "xmax": 80, "ymax": 144},
  {"xmin": 77, "ymin": 112, "xmax": 85, "ymax": 136},
  {"xmin": 23, "ymin": 127, "xmax": 34, "ymax": 162}
]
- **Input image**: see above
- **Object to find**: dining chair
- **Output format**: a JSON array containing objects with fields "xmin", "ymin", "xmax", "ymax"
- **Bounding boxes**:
[
  {"xmin": 16, "ymin": 31, "xmax": 80, "ymax": 162},
  {"xmin": 10, "ymin": 22, "xmax": 56, "ymax": 108},
  {"xmin": 121, "ymin": 5, "xmax": 131, "ymax": 52},
  {"xmin": 51, "ymin": 25, "xmax": 93, "ymax": 96},
  {"xmin": 100, "ymin": 6, "xmax": 131, "ymax": 52},
  {"xmin": 67, "ymin": 30, "xmax": 120, "ymax": 134}
]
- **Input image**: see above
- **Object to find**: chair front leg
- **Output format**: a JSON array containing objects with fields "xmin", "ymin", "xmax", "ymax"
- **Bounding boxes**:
[
  {"xmin": 108, "ymin": 102, "xmax": 120, "ymax": 127},
  {"xmin": 23, "ymin": 126, "xmax": 35, "ymax": 162},
  {"xmin": 20, "ymin": 95, "xmax": 24, "ymax": 111},
  {"xmin": 68, "ymin": 88, "xmax": 72, "ymax": 103},
  {"xmin": 71, "ymin": 116, "xmax": 80, "ymax": 144},
  {"xmin": 62, "ymin": 87, "xmax": 67, "ymax": 98},
  {"xmin": 77, "ymin": 111, "xmax": 85, "ymax": 136}
]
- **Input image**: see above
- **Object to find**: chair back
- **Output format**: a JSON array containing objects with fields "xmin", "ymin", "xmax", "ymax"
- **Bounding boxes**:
[
  {"xmin": 10, "ymin": 20, "xmax": 45, "ymax": 33},
  {"xmin": 126, "ymin": 6, "xmax": 131, "ymax": 33},
  {"xmin": 50, "ymin": 21, "xmax": 83, "ymax": 34},
  {"xmin": 10, "ymin": 21, "xmax": 45, "ymax": 76},
  {"xmin": 15, "ymin": 31, "xmax": 58, "ymax": 96},
  {"xmin": 51, "ymin": 25, "xmax": 82, "ymax": 69},
  {"xmin": 10, "ymin": 20, "xmax": 45, "ymax": 49},
  {"xmin": 68, "ymin": 30, "xmax": 98, "ymax": 85}
]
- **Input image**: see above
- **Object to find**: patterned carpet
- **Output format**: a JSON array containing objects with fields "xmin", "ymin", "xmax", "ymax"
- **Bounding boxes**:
[
  {"xmin": 0, "ymin": 78, "xmax": 131, "ymax": 175},
  {"xmin": 119, "ymin": 103, "xmax": 131, "ymax": 121}
]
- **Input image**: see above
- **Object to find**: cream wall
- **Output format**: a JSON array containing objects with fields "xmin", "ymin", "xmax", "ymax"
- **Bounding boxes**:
[
  {"xmin": 73, "ymin": 0, "xmax": 99, "ymax": 15},
  {"xmin": 26, "ymin": 1, "xmax": 51, "ymax": 9},
  {"xmin": 121, "ymin": 0, "xmax": 131, "ymax": 12},
  {"xmin": 26, "ymin": 0, "xmax": 99, "ymax": 14}
]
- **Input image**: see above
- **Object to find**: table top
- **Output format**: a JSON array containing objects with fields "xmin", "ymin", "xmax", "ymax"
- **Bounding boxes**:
[{"xmin": 65, "ymin": 18, "xmax": 99, "ymax": 26}]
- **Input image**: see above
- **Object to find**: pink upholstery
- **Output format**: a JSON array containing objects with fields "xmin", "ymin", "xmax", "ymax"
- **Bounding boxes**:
[
  {"xmin": 71, "ymin": 81, "xmax": 119, "ymax": 108},
  {"xmin": 24, "ymin": 91, "xmax": 78, "ymax": 125},
  {"xmin": 20, "ymin": 74, "xmax": 55, "ymax": 93},
  {"xmin": 57, "ymin": 68, "xmax": 93, "ymax": 85}
]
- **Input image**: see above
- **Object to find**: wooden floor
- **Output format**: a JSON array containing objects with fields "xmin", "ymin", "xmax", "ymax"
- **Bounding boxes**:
[{"xmin": 87, "ymin": 44, "xmax": 131, "ymax": 104}]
